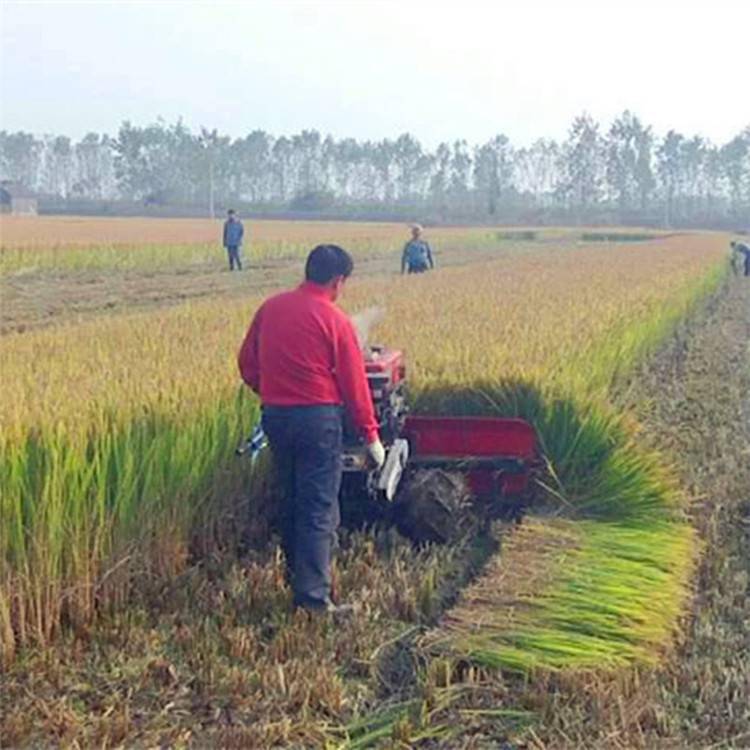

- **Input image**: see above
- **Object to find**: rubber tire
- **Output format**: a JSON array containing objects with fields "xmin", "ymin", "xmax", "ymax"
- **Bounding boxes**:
[{"xmin": 390, "ymin": 469, "xmax": 472, "ymax": 544}]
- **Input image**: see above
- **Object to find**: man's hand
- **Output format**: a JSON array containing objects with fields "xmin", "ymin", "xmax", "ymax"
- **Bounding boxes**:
[{"xmin": 367, "ymin": 439, "xmax": 386, "ymax": 469}]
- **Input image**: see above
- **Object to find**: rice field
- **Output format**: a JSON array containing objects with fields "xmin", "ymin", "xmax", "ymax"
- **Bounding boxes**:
[
  {"xmin": 0, "ymin": 217, "xmax": 503, "ymax": 272},
  {"xmin": 1, "ymin": 215, "xmax": 665, "ymax": 249},
  {"xmin": 0, "ymin": 222, "xmax": 734, "ymax": 746},
  {"xmin": 0, "ymin": 215, "xmax": 671, "ymax": 273},
  {"xmin": 0, "ymin": 215, "xmax": 426, "ymax": 247}
]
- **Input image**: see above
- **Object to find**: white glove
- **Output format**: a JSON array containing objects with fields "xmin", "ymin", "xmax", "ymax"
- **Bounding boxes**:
[{"xmin": 367, "ymin": 439, "xmax": 386, "ymax": 469}]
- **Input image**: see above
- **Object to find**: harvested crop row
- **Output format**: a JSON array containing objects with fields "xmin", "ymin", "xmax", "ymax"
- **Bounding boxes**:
[{"xmin": 425, "ymin": 517, "xmax": 695, "ymax": 672}]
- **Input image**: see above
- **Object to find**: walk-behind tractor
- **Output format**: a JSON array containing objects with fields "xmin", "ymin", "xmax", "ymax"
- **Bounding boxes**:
[{"xmin": 238, "ymin": 344, "xmax": 539, "ymax": 543}]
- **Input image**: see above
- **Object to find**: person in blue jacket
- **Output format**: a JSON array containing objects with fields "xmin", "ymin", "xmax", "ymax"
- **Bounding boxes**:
[
  {"xmin": 730, "ymin": 240, "xmax": 750, "ymax": 277},
  {"xmin": 223, "ymin": 209, "xmax": 245, "ymax": 271},
  {"xmin": 401, "ymin": 224, "xmax": 435, "ymax": 274}
]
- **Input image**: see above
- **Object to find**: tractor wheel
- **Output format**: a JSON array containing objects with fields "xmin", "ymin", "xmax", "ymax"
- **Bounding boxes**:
[{"xmin": 390, "ymin": 469, "xmax": 474, "ymax": 544}]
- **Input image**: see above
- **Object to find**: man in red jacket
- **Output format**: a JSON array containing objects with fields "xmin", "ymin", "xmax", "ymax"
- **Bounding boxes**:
[{"xmin": 238, "ymin": 245, "xmax": 384, "ymax": 613}]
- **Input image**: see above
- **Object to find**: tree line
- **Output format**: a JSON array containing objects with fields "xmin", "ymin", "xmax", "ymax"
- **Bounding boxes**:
[{"xmin": 1, "ymin": 113, "xmax": 748, "ymax": 227}]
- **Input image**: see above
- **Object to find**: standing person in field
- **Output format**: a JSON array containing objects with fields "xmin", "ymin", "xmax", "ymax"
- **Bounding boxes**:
[
  {"xmin": 401, "ymin": 224, "xmax": 435, "ymax": 274},
  {"xmin": 223, "ymin": 209, "xmax": 245, "ymax": 271},
  {"xmin": 238, "ymin": 245, "xmax": 385, "ymax": 614},
  {"xmin": 730, "ymin": 239, "xmax": 750, "ymax": 277}
]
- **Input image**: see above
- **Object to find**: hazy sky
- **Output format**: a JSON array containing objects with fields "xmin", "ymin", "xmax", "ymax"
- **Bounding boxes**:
[{"xmin": 1, "ymin": 0, "xmax": 748, "ymax": 146}]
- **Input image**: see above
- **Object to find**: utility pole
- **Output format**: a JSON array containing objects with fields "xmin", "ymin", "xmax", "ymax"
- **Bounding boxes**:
[
  {"xmin": 200, "ymin": 127, "xmax": 217, "ymax": 219},
  {"xmin": 208, "ymin": 157, "xmax": 215, "ymax": 219}
]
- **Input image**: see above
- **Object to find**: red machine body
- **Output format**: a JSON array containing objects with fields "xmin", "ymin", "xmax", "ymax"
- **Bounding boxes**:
[
  {"xmin": 353, "ymin": 345, "xmax": 537, "ymax": 504},
  {"xmin": 404, "ymin": 416, "xmax": 536, "ymax": 497},
  {"xmin": 364, "ymin": 346, "xmax": 406, "ymax": 383}
]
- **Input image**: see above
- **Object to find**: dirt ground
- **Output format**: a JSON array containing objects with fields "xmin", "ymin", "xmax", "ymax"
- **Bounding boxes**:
[{"xmin": 637, "ymin": 276, "xmax": 750, "ymax": 749}]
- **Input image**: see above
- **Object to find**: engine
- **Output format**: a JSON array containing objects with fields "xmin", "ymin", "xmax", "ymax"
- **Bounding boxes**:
[
  {"xmin": 339, "ymin": 346, "xmax": 410, "ymax": 523},
  {"xmin": 342, "ymin": 346, "xmax": 407, "ymax": 467}
]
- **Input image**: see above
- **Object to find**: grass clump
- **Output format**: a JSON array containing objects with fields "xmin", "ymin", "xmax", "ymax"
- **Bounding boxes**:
[
  {"xmin": 581, "ymin": 232, "xmax": 661, "ymax": 242},
  {"xmin": 495, "ymin": 229, "xmax": 538, "ymax": 241}
]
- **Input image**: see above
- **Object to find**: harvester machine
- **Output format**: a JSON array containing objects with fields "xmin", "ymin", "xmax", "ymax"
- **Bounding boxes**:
[{"xmin": 239, "ymin": 344, "xmax": 538, "ymax": 543}]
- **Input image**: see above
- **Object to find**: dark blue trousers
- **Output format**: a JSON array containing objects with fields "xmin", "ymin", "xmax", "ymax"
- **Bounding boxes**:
[
  {"xmin": 261, "ymin": 405, "xmax": 343, "ymax": 608},
  {"xmin": 227, "ymin": 245, "xmax": 242, "ymax": 270}
]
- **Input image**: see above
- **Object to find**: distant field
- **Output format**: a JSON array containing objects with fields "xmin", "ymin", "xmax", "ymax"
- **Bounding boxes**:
[
  {"xmin": 0, "ymin": 214, "xmax": 672, "ymax": 249},
  {"xmin": 0, "ymin": 216, "xmax": 517, "ymax": 273},
  {"xmin": 0, "ymin": 215, "xmax": 675, "ymax": 275},
  {"xmin": 0, "ymin": 215, "xmax": 420, "ymax": 248}
]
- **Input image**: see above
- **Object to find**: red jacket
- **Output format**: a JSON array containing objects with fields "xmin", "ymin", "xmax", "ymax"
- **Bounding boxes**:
[{"xmin": 238, "ymin": 282, "xmax": 379, "ymax": 443}]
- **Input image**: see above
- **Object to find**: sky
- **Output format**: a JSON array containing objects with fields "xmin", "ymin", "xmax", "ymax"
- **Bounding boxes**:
[{"xmin": 1, "ymin": 0, "xmax": 749, "ymax": 147}]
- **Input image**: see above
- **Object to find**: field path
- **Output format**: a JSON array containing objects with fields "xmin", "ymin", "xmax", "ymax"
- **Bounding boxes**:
[{"xmin": 636, "ymin": 276, "xmax": 750, "ymax": 748}]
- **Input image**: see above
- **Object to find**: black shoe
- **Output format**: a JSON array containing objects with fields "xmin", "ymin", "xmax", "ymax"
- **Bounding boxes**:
[
  {"xmin": 326, "ymin": 601, "xmax": 357, "ymax": 620},
  {"xmin": 297, "ymin": 598, "xmax": 357, "ymax": 621}
]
